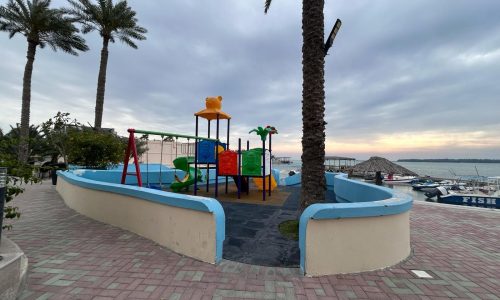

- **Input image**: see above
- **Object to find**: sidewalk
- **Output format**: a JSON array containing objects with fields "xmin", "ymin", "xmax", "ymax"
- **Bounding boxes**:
[{"xmin": 6, "ymin": 181, "xmax": 500, "ymax": 300}]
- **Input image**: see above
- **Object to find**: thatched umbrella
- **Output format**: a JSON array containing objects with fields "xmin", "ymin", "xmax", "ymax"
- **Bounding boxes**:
[{"xmin": 352, "ymin": 156, "xmax": 418, "ymax": 185}]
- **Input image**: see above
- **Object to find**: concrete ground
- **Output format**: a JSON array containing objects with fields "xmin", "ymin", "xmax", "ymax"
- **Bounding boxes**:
[
  {"xmin": 221, "ymin": 186, "xmax": 302, "ymax": 267},
  {"xmin": 5, "ymin": 181, "xmax": 500, "ymax": 300},
  {"xmin": 221, "ymin": 186, "xmax": 336, "ymax": 267}
]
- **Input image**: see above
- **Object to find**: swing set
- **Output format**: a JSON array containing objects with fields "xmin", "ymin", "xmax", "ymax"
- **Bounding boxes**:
[
  {"xmin": 139, "ymin": 134, "xmax": 193, "ymax": 189},
  {"xmin": 120, "ymin": 128, "xmax": 218, "ymax": 189}
]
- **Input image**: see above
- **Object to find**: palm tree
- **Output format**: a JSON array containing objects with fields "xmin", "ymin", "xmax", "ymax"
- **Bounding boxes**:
[
  {"xmin": 66, "ymin": 0, "xmax": 147, "ymax": 129},
  {"xmin": 0, "ymin": 0, "xmax": 88, "ymax": 163},
  {"xmin": 265, "ymin": 0, "xmax": 327, "ymax": 208}
]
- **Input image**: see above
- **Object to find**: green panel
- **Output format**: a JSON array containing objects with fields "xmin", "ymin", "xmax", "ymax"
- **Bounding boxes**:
[
  {"xmin": 241, "ymin": 148, "xmax": 262, "ymax": 176},
  {"xmin": 173, "ymin": 156, "xmax": 194, "ymax": 171}
]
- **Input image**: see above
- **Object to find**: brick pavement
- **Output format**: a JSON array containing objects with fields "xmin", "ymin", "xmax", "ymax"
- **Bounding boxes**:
[{"xmin": 5, "ymin": 181, "xmax": 500, "ymax": 299}]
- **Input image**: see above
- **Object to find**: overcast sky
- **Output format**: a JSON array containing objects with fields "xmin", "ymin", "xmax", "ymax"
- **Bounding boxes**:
[{"xmin": 1, "ymin": 0, "xmax": 500, "ymax": 160}]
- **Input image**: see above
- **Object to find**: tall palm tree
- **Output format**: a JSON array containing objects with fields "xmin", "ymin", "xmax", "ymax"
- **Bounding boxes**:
[
  {"xmin": 265, "ymin": 0, "xmax": 327, "ymax": 208},
  {"xmin": 0, "ymin": 0, "xmax": 89, "ymax": 163},
  {"xmin": 66, "ymin": 0, "xmax": 147, "ymax": 129}
]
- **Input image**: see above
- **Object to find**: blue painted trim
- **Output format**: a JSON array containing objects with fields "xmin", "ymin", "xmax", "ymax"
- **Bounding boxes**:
[
  {"xmin": 283, "ymin": 173, "xmax": 301, "ymax": 186},
  {"xmin": 298, "ymin": 173, "xmax": 413, "ymax": 275},
  {"xmin": 281, "ymin": 172, "xmax": 338, "ymax": 188},
  {"xmin": 58, "ymin": 170, "xmax": 225, "ymax": 263}
]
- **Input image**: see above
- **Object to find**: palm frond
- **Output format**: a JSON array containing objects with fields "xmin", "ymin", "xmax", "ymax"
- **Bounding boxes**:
[
  {"xmin": 13, "ymin": 0, "xmax": 30, "ymax": 20},
  {"xmin": 264, "ymin": 0, "xmax": 272, "ymax": 14},
  {"xmin": 117, "ymin": 34, "xmax": 136, "ymax": 48},
  {"xmin": 65, "ymin": 0, "xmax": 146, "ymax": 49},
  {"xmin": 81, "ymin": 23, "xmax": 96, "ymax": 34},
  {"xmin": 1, "ymin": 0, "xmax": 88, "ymax": 53}
]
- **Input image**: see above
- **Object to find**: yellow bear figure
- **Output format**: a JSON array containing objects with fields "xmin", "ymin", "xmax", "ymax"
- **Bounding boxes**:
[
  {"xmin": 205, "ymin": 96, "xmax": 223, "ymax": 111},
  {"xmin": 195, "ymin": 96, "xmax": 231, "ymax": 120}
]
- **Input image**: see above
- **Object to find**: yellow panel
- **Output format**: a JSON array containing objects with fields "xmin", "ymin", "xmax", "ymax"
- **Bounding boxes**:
[{"xmin": 253, "ymin": 175, "xmax": 277, "ymax": 191}]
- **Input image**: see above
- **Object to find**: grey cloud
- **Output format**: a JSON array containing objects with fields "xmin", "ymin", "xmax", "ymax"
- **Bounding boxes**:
[{"xmin": 1, "ymin": 0, "xmax": 499, "ymax": 159}]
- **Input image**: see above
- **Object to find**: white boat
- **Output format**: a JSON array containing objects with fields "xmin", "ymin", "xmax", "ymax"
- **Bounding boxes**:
[
  {"xmin": 383, "ymin": 174, "xmax": 416, "ymax": 184},
  {"xmin": 412, "ymin": 180, "xmax": 439, "ymax": 190},
  {"xmin": 428, "ymin": 177, "xmax": 500, "ymax": 209},
  {"xmin": 438, "ymin": 180, "xmax": 466, "ymax": 188},
  {"xmin": 438, "ymin": 188, "xmax": 499, "ymax": 209}
]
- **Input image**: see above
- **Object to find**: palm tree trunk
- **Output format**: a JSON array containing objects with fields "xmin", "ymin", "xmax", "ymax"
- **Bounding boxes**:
[
  {"xmin": 300, "ymin": 0, "xmax": 326, "ymax": 208},
  {"xmin": 18, "ymin": 41, "xmax": 37, "ymax": 163},
  {"xmin": 94, "ymin": 37, "xmax": 109, "ymax": 129}
]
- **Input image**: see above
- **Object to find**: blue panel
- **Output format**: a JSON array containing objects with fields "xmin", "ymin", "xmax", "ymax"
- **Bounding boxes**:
[
  {"xmin": 281, "ymin": 172, "xmax": 338, "ymax": 188},
  {"xmin": 72, "ymin": 166, "xmax": 179, "ymax": 186},
  {"xmin": 272, "ymin": 168, "xmax": 280, "ymax": 183},
  {"xmin": 283, "ymin": 173, "xmax": 301, "ymax": 186},
  {"xmin": 197, "ymin": 140, "xmax": 217, "ymax": 164},
  {"xmin": 58, "ymin": 170, "xmax": 226, "ymax": 263}
]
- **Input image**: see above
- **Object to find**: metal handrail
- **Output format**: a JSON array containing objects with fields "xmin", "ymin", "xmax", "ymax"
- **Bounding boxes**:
[{"xmin": 128, "ymin": 128, "xmax": 219, "ymax": 142}]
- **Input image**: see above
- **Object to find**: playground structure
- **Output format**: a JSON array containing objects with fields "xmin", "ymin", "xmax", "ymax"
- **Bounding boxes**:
[{"xmin": 121, "ymin": 96, "xmax": 278, "ymax": 201}]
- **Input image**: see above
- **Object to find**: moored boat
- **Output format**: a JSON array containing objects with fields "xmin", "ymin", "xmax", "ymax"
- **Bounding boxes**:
[
  {"xmin": 437, "ymin": 189, "xmax": 499, "ymax": 209},
  {"xmin": 383, "ymin": 174, "xmax": 416, "ymax": 184},
  {"xmin": 412, "ymin": 180, "xmax": 439, "ymax": 190}
]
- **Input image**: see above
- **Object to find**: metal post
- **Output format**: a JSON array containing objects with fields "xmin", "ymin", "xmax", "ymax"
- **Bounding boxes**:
[
  {"xmin": 246, "ymin": 140, "xmax": 250, "ymax": 195},
  {"xmin": 0, "ymin": 167, "xmax": 7, "ymax": 248},
  {"xmin": 206, "ymin": 120, "xmax": 211, "ymax": 193},
  {"xmin": 262, "ymin": 139, "xmax": 266, "ymax": 201},
  {"xmin": 121, "ymin": 129, "xmax": 134, "ymax": 185},
  {"xmin": 194, "ymin": 116, "xmax": 199, "ymax": 195},
  {"xmin": 130, "ymin": 132, "xmax": 142, "ymax": 187},
  {"xmin": 215, "ymin": 114, "xmax": 220, "ymax": 198},
  {"xmin": 225, "ymin": 119, "xmax": 230, "ymax": 194},
  {"xmin": 269, "ymin": 133, "xmax": 272, "ymax": 197},
  {"xmin": 237, "ymin": 138, "xmax": 242, "ymax": 199}
]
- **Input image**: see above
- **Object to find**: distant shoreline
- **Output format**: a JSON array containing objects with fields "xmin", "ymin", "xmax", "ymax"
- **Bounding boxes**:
[{"xmin": 398, "ymin": 159, "xmax": 500, "ymax": 163}]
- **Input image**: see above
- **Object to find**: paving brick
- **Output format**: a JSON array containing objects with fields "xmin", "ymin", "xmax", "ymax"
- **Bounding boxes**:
[{"xmin": 6, "ymin": 182, "xmax": 500, "ymax": 300}]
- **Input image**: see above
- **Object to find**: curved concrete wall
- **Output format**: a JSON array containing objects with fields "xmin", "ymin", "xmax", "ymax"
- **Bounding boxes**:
[
  {"xmin": 56, "ymin": 171, "xmax": 225, "ymax": 264},
  {"xmin": 0, "ymin": 237, "xmax": 28, "ymax": 300},
  {"xmin": 281, "ymin": 172, "xmax": 336, "ymax": 190},
  {"xmin": 300, "ymin": 173, "xmax": 412, "ymax": 276},
  {"xmin": 73, "ymin": 165, "xmax": 281, "ymax": 187}
]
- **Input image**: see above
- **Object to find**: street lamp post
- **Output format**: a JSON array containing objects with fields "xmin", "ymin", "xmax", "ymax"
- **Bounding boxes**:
[{"xmin": 324, "ymin": 18, "xmax": 342, "ymax": 56}]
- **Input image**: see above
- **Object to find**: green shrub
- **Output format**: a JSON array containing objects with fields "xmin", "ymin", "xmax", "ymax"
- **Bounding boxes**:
[
  {"xmin": 0, "ymin": 159, "xmax": 39, "ymax": 230},
  {"xmin": 40, "ymin": 112, "xmax": 81, "ymax": 164},
  {"xmin": 67, "ymin": 130, "xmax": 125, "ymax": 169}
]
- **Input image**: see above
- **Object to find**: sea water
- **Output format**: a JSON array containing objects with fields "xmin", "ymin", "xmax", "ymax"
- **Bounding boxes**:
[
  {"xmin": 396, "ymin": 161, "xmax": 500, "ymax": 178},
  {"xmin": 274, "ymin": 160, "xmax": 500, "ymax": 179},
  {"xmin": 273, "ymin": 160, "xmax": 500, "ymax": 202}
]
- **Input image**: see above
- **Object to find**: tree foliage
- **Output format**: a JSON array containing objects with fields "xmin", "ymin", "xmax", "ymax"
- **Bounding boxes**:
[
  {"xmin": 1, "ymin": 124, "xmax": 52, "ymax": 163},
  {"xmin": 0, "ymin": 0, "xmax": 88, "ymax": 163},
  {"xmin": 0, "ymin": 152, "xmax": 39, "ymax": 230},
  {"xmin": 67, "ymin": 129, "xmax": 125, "ymax": 169},
  {"xmin": 0, "ymin": 0, "xmax": 88, "ymax": 53},
  {"xmin": 65, "ymin": 0, "xmax": 147, "ymax": 128},
  {"xmin": 40, "ymin": 112, "xmax": 81, "ymax": 164},
  {"xmin": 66, "ymin": 0, "xmax": 147, "ymax": 48}
]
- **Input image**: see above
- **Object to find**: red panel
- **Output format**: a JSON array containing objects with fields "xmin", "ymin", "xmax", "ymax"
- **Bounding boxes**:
[{"xmin": 218, "ymin": 150, "xmax": 238, "ymax": 176}]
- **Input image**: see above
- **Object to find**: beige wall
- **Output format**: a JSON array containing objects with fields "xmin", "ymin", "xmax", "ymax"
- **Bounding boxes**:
[
  {"xmin": 56, "ymin": 177, "xmax": 218, "ymax": 264},
  {"xmin": 305, "ymin": 212, "xmax": 410, "ymax": 276}
]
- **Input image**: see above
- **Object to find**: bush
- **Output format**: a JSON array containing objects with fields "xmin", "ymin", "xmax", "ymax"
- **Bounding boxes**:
[
  {"xmin": 40, "ymin": 112, "xmax": 81, "ymax": 164},
  {"xmin": 0, "ymin": 159, "xmax": 39, "ymax": 230},
  {"xmin": 67, "ymin": 129, "xmax": 125, "ymax": 169},
  {"xmin": 1, "ymin": 125, "xmax": 52, "ymax": 163}
]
